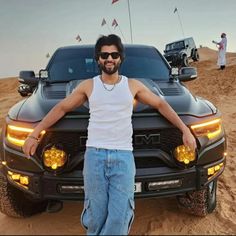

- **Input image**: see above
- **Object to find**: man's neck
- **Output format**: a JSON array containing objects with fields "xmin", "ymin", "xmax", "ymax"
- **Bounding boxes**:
[{"xmin": 101, "ymin": 72, "xmax": 120, "ymax": 85}]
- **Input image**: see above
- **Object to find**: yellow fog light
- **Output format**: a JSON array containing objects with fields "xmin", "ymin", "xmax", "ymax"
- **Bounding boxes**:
[
  {"xmin": 12, "ymin": 174, "xmax": 21, "ymax": 181},
  {"xmin": 43, "ymin": 145, "xmax": 67, "ymax": 171},
  {"xmin": 208, "ymin": 162, "xmax": 224, "ymax": 178},
  {"xmin": 214, "ymin": 165, "xmax": 220, "ymax": 171},
  {"xmin": 208, "ymin": 167, "xmax": 215, "ymax": 176},
  {"xmin": 20, "ymin": 176, "xmax": 29, "ymax": 185},
  {"xmin": 174, "ymin": 145, "xmax": 196, "ymax": 165},
  {"xmin": 7, "ymin": 171, "xmax": 29, "ymax": 187}
]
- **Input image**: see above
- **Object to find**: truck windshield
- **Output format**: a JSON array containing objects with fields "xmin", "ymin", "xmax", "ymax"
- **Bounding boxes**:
[
  {"xmin": 47, "ymin": 46, "xmax": 170, "ymax": 81},
  {"xmin": 165, "ymin": 41, "xmax": 185, "ymax": 51}
]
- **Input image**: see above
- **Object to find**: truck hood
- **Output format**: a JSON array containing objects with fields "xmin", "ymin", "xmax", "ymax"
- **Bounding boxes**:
[{"xmin": 9, "ymin": 79, "xmax": 216, "ymax": 122}]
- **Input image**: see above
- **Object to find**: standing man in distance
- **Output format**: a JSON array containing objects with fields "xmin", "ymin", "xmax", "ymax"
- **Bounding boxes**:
[
  {"xmin": 23, "ymin": 34, "xmax": 196, "ymax": 235},
  {"xmin": 212, "ymin": 33, "xmax": 227, "ymax": 70}
]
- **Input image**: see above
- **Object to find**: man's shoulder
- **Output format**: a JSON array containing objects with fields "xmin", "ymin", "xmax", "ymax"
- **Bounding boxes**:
[
  {"xmin": 127, "ymin": 78, "xmax": 141, "ymax": 85},
  {"xmin": 80, "ymin": 78, "xmax": 93, "ymax": 85},
  {"xmin": 75, "ymin": 78, "xmax": 93, "ymax": 91},
  {"xmin": 128, "ymin": 78, "xmax": 145, "ymax": 93}
]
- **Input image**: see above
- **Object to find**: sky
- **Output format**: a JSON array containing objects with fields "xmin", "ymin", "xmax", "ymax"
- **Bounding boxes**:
[{"xmin": 0, "ymin": 0, "xmax": 236, "ymax": 78}]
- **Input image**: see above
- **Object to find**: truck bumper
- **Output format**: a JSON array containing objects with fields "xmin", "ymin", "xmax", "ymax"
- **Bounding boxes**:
[{"xmin": 1, "ymin": 156, "xmax": 225, "ymax": 201}]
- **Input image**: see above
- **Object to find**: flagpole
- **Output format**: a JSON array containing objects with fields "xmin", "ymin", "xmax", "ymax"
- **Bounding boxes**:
[
  {"xmin": 106, "ymin": 24, "xmax": 112, "ymax": 34},
  {"xmin": 175, "ymin": 8, "xmax": 185, "ymax": 38},
  {"xmin": 101, "ymin": 18, "xmax": 112, "ymax": 33},
  {"xmin": 127, "ymin": 0, "xmax": 133, "ymax": 43},
  {"xmin": 117, "ymin": 25, "xmax": 127, "ymax": 43}
]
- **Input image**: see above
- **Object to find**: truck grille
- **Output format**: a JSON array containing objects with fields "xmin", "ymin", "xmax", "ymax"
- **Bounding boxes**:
[
  {"xmin": 133, "ymin": 128, "xmax": 182, "ymax": 153},
  {"xmin": 36, "ymin": 128, "xmax": 182, "ymax": 169}
]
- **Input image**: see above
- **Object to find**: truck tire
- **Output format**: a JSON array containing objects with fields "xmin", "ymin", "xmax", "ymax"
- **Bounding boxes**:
[
  {"xmin": 0, "ymin": 175, "xmax": 47, "ymax": 218},
  {"xmin": 176, "ymin": 180, "xmax": 217, "ymax": 217},
  {"xmin": 182, "ymin": 55, "xmax": 189, "ymax": 67},
  {"xmin": 193, "ymin": 51, "xmax": 200, "ymax": 61}
]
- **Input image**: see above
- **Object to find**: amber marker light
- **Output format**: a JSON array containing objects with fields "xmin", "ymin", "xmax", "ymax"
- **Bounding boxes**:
[
  {"xmin": 174, "ymin": 145, "xmax": 196, "ymax": 165},
  {"xmin": 190, "ymin": 118, "xmax": 222, "ymax": 140},
  {"xmin": 6, "ymin": 125, "xmax": 45, "ymax": 147}
]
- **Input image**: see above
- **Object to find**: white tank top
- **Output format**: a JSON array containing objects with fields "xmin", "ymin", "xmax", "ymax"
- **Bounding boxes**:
[{"xmin": 86, "ymin": 75, "xmax": 134, "ymax": 151}]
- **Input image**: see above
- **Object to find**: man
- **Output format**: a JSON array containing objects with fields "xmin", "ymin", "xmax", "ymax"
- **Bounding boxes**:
[
  {"xmin": 212, "ymin": 33, "xmax": 227, "ymax": 70},
  {"xmin": 23, "ymin": 34, "xmax": 196, "ymax": 235}
]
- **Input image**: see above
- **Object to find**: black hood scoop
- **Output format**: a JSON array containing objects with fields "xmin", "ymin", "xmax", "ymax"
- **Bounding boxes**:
[
  {"xmin": 43, "ymin": 84, "xmax": 67, "ymax": 99},
  {"xmin": 156, "ymin": 82, "xmax": 185, "ymax": 96}
]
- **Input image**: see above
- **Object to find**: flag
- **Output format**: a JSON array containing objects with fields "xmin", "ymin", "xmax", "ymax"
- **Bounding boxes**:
[
  {"xmin": 174, "ymin": 7, "xmax": 178, "ymax": 13},
  {"xmin": 76, "ymin": 34, "xmax": 81, "ymax": 42},
  {"xmin": 112, "ymin": 0, "xmax": 119, "ymax": 4},
  {"xmin": 101, "ymin": 18, "xmax": 106, "ymax": 26},
  {"xmin": 112, "ymin": 19, "xmax": 118, "ymax": 28}
]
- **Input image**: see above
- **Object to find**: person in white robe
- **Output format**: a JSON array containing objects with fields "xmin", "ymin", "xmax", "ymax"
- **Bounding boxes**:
[{"xmin": 212, "ymin": 33, "xmax": 227, "ymax": 70}]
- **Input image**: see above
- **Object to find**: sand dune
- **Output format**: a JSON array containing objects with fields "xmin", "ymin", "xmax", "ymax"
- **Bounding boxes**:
[{"xmin": 0, "ymin": 48, "xmax": 236, "ymax": 235}]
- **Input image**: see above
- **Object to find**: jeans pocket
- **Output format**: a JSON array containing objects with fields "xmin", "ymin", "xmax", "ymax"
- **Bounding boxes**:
[
  {"xmin": 126, "ymin": 198, "xmax": 135, "ymax": 234},
  {"xmin": 80, "ymin": 199, "xmax": 90, "ymax": 230}
]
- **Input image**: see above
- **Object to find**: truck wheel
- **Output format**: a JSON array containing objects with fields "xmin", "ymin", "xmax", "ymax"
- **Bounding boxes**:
[
  {"xmin": 193, "ymin": 51, "xmax": 200, "ymax": 61},
  {"xmin": 182, "ymin": 55, "xmax": 189, "ymax": 67},
  {"xmin": 0, "ymin": 175, "xmax": 47, "ymax": 218},
  {"xmin": 176, "ymin": 180, "xmax": 217, "ymax": 217}
]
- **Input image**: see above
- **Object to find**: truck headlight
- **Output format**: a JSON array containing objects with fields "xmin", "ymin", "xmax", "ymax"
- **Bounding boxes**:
[
  {"xmin": 190, "ymin": 118, "xmax": 222, "ymax": 140},
  {"xmin": 6, "ymin": 125, "xmax": 45, "ymax": 147}
]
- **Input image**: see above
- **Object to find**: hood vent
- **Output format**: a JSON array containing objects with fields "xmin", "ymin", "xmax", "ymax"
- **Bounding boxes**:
[
  {"xmin": 43, "ymin": 85, "xmax": 67, "ymax": 99},
  {"xmin": 152, "ymin": 81, "xmax": 184, "ymax": 96},
  {"xmin": 44, "ymin": 90, "xmax": 66, "ymax": 99},
  {"xmin": 160, "ymin": 87, "xmax": 183, "ymax": 96}
]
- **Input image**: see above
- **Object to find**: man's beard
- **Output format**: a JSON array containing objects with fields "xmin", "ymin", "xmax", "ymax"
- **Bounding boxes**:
[{"xmin": 100, "ymin": 61, "xmax": 120, "ymax": 75}]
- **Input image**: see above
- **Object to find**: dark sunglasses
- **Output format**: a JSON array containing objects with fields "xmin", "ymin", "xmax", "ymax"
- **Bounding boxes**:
[{"xmin": 99, "ymin": 52, "xmax": 121, "ymax": 59}]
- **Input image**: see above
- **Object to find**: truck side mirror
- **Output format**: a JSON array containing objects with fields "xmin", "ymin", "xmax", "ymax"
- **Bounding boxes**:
[
  {"xmin": 178, "ymin": 67, "xmax": 197, "ymax": 82},
  {"xmin": 18, "ymin": 71, "xmax": 38, "ymax": 86},
  {"xmin": 18, "ymin": 71, "xmax": 38, "ymax": 97}
]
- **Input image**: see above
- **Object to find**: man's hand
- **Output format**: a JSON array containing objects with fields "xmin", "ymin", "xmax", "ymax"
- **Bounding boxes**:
[
  {"xmin": 22, "ymin": 136, "xmax": 40, "ymax": 157},
  {"xmin": 182, "ymin": 128, "xmax": 197, "ymax": 151}
]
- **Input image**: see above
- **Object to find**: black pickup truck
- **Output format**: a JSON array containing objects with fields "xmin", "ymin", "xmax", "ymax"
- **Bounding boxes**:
[{"xmin": 0, "ymin": 44, "xmax": 226, "ymax": 218}]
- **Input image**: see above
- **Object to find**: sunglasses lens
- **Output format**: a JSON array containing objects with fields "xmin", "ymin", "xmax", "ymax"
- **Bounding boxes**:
[
  {"xmin": 100, "ymin": 52, "xmax": 120, "ymax": 59},
  {"xmin": 100, "ymin": 52, "xmax": 109, "ymax": 59},
  {"xmin": 111, "ymin": 52, "xmax": 120, "ymax": 59}
]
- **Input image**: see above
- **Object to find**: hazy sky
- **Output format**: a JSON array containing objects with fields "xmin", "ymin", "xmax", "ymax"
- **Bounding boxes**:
[{"xmin": 0, "ymin": 0, "xmax": 236, "ymax": 78}]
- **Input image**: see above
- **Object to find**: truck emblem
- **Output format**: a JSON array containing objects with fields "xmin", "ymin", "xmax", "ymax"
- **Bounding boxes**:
[{"xmin": 135, "ymin": 134, "xmax": 160, "ymax": 145}]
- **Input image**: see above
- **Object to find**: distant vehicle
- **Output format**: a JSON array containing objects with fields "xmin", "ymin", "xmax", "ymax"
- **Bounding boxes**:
[
  {"xmin": 164, "ymin": 37, "xmax": 199, "ymax": 67},
  {"xmin": 0, "ymin": 44, "xmax": 226, "ymax": 218}
]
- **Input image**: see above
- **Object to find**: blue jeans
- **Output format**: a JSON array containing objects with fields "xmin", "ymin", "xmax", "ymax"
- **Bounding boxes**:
[{"xmin": 81, "ymin": 147, "xmax": 136, "ymax": 235}]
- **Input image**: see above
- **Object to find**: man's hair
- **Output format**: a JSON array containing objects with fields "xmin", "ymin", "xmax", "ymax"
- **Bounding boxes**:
[
  {"xmin": 221, "ymin": 33, "xmax": 226, "ymax": 38},
  {"xmin": 95, "ymin": 34, "xmax": 125, "ymax": 62}
]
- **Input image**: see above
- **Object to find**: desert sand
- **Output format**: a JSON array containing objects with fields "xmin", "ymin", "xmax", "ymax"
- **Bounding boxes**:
[{"xmin": 0, "ymin": 47, "xmax": 235, "ymax": 235}]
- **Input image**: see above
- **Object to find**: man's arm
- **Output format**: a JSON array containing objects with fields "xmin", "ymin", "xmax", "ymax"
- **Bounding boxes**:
[
  {"xmin": 22, "ymin": 79, "xmax": 91, "ymax": 156},
  {"xmin": 132, "ymin": 80, "xmax": 196, "ymax": 150}
]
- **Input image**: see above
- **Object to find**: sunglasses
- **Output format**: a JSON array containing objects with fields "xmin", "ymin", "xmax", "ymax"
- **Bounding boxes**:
[{"xmin": 99, "ymin": 52, "xmax": 121, "ymax": 60}]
